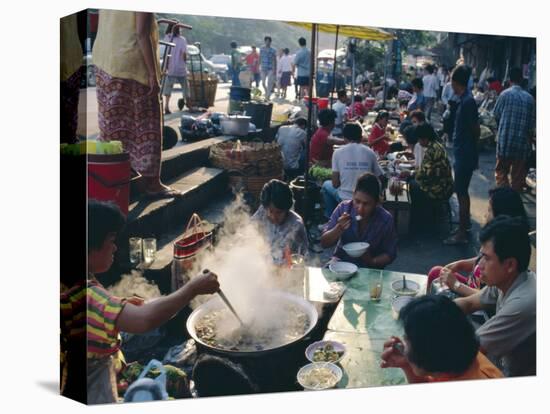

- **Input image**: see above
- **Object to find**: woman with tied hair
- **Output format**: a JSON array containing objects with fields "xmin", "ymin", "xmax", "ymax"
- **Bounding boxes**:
[
  {"xmin": 381, "ymin": 295, "xmax": 503, "ymax": 382},
  {"xmin": 252, "ymin": 179, "xmax": 308, "ymax": 265},
  {"xmin": 367, "ymin": 110, "xmax": 391, "ymax": 156}
]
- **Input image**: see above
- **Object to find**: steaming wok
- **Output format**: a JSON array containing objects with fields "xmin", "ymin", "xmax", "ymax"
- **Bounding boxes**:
[{"xmin": 186, "ymin": 291, "xmax": 318, "ymax": 357}]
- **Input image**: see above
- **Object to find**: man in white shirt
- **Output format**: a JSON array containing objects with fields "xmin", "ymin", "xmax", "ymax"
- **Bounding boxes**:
[
  {"xmin": 422, "ymin": 64, "xmax": 439, "ymax": 122},
  {"xmin": 331, "ymin": 90, "xmax": 349, "ymax": 137},
  {"xmin": 276, "ymin": 117, "xmax": 307, "ymax": 181},
  {"xmin": 321, "ymin": 123, "xmax": 384, "ymax": 219}
]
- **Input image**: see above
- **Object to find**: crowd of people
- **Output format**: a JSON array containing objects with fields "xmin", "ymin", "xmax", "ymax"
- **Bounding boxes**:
[
  {"xmin": 62, "ymin": 9, "xmax": 537, "ymax": 402},
  {"xmin": 229, "ymin": 36, "xmax": 311, "ymax": 101}
]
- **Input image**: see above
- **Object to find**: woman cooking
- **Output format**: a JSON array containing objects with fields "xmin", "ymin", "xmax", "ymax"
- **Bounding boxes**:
[
  {"xmin": 61, "ymin": 200, "xmax": 220, "ymax": 404},
  {"xmin": 320, "ymin": 173, "xmax": 397, "ymax": 269},
  {"xmin": 252, "ymin": 179, "xmax": 308, "ymax": 265}
]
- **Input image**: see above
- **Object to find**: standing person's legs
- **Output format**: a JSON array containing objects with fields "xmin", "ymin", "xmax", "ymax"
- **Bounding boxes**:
[
  {"xmin": 267, "ymin": 70, "xmax": 275, "ymax": 98},
  {"xmin": 261, "ymin": 70, "xmax": 269, "ymax": 98},
  {"xmin": 254, "ymin": 73, "xmax": 261, "ymax": 88},
  {"xmin": 180, "ymin": 76, "xmax": 189, "ymax": 106},
  {"xmin": 321, "ymin": 180, "xmax": 342, "ymax": 220},
  {"xmin": 444, "ymin": 164, "xmax": 474, "ymax": 244},
  {"xmin": 495, "ymin": 156, "xmax": 511, "ymax": 187},
  {"xmin": 425, "ymin": 97, "xmax": 434, "ymax": 122},
  {"xmin": 162, "ymin": 76, "xmax": 174, "ymax": 113},
  {"xmin": 510, "ymin": 159, "xmax": 527, "ymax": 192}
]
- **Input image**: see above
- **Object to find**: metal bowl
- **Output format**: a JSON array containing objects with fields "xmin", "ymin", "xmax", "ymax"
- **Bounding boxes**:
[{"xmin": 186, "ymin": 291, "xmax": 318, "ymax": 357}]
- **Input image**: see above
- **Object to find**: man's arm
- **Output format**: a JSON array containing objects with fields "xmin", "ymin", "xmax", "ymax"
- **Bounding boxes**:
[
  {"xmin": 116, "ymin": 272, "xmax": 219, "ymax": 333},
  {"xmin": 454, "ymin": 291, "xmax": 484, "ymax": 315},
  {"xmin": 332, "ymin": 171, "xmax": 341, "ymax": 189}
]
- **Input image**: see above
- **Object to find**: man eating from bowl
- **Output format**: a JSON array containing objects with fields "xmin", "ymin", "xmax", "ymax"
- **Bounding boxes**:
[
  {"xmin": 320, "ymin": 173, "xmax": 397, "ymax": 269},
  {"xmin": 453, "ymin": 216, "xmax": 536, "ymax": 377}
]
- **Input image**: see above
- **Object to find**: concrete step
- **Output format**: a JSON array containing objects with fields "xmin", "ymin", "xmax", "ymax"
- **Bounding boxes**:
[
  {"xmin": 158, "ymin": 135, "xmax": 236, "ymax": 184},
  {"xmin": 127, "ymin": 166, "xmax": 228, "ymax": 238}
]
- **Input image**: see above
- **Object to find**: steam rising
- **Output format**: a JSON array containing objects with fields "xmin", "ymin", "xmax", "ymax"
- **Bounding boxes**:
[
  {"xmin": 108, "ymin": 270, "xmax": 162, "ymax": 300},
  {"xmin": 191, "ymin": 194, "xmax": 311, "ymax": 343}
]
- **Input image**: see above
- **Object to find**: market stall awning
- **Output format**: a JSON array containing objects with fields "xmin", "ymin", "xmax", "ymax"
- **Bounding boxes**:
[{"xmin": 286, "ymin": 22, "xmax": 395, "ymax": 41}]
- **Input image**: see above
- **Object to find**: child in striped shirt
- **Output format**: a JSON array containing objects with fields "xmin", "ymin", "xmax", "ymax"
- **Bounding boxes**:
[{"xmin": 61, "ymin": 200, "xmax": 220, "ymax": 404}]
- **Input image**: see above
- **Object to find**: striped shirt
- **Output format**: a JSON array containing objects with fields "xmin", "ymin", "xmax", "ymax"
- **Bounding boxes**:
[
  {"xmin": 493, "ymin": 85, "xmax": 535, "ymax": 160},
  {"xmin": 86, "ymin": 279, "xmax": 126, "ymax": 358},
  {"xmin": 326, "ymin": 201, "xmax": 398, "ymax": 267},
  {"xmin": 61, "ymin": 282, "xmax": 87, "ymax": 343}
]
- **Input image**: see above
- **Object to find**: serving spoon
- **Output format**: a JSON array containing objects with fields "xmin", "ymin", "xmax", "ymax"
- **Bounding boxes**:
[{"xmin": 203, "ymin": 269, "xmax": 245, "ymax": 326}]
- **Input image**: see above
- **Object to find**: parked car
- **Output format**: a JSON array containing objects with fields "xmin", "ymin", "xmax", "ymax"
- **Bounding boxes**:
[
  {"xmin": 159, "ymin": 43, "xmax": 228, "ymax": 83},
  {"xmin": 186, "ymin": 45, "xmax": 228, "ymax": 82}
]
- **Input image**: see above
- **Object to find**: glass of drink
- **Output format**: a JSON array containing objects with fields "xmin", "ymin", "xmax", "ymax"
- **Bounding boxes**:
[
  {"xmin": 369, "ymin": 270, "xmax": 384, "ymax": 301},
  {"xmin": 129, "ymin": 237, "xmax": 142, "ymax": 265},
  {"xmin": 142, "ymin": 238, "xmax": 157, "ymax": 265}
]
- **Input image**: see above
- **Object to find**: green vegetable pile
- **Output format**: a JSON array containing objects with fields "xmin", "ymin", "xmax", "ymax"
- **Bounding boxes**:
[{"xmin": 309, "ymin": 165, "xmax": 332, "ymax": 182}]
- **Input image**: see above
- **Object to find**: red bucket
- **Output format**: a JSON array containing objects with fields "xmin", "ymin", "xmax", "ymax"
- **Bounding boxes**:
[
  {"xmin": 88, "ymin": 153, "xmax": 138, "ymax": 216},
  {"xmin": 303, "ymin": 96, "xmax": 318, "ymax": 106},
  {"xmin": 317, "ymin": 98, "xmax": 329, "ymax": 110}
]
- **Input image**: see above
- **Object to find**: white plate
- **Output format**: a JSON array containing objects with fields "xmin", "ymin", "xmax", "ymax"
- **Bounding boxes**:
[
  {"xmin": 328, "ymin": 261, "xmax": 358, "ymax": 280},
  {"xmin": 342, "ymin": 242, "xmax": 370, "ymax": 258},
  {"xmin": 297, "ymin": 362, "xmax": 343, "ymax": 390},
  {"xmin": 305, "ymin": 340, "xmax": 347, "ymax": 364}
]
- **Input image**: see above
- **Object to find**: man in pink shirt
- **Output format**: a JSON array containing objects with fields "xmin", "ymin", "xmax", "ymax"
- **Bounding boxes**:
[{"xmin": 163, "ymin": 25, "xmax": 188, "ymax": 114}]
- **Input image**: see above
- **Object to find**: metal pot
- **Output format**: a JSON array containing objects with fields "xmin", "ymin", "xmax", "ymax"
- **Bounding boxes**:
[
  {"xmin": 219, "ymin": 115, "xmax": 251, "ymax": 136},
  {"xmin": 186, "ymin": 291, "xmax": 318, "ymax": 358}
]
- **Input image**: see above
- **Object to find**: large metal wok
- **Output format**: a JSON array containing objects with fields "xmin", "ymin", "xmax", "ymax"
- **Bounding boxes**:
[{"xmin": 186, "ymin": 291, "xmax": 318, "ymax": 357}]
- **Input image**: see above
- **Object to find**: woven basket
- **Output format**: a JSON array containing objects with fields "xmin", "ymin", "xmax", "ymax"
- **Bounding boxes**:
[
  {"xmin": 228, "ymin": 171, "xmax": 284, "ymax": 199},
  {"xmin": 210, "ymin": 141, "xmax": 283, "ymax": 175},
  {"xmin": 187, "ymin": 75, "xmax": 218, "ymax": 107}
]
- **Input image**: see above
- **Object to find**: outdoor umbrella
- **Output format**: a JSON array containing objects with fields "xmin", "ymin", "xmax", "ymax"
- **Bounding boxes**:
[{"xmin": 285, "ymin": 22, "xmax": 394, "ymax": 224}]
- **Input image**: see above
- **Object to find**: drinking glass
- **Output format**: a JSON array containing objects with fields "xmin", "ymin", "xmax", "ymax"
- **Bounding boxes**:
[
  {"xmin": 129, "ymin": 237, "xmax": 142, "ymax": 265},
  {"xmin": 143, "ymin": 238, "xmax": 157, "ymax": 265},
  {"xmin": 369, "ymin": 270, "xmax": 384, "ymax": 301}
]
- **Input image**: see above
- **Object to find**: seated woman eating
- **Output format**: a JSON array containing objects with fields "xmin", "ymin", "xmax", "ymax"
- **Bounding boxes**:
[
  {"xmin": 402, "ymin": 123, "xmax": 454, "ymax": 231},
  {"xmin": 61, "ymin": 200, "xmax": 220, "ymax": 404},
  {"xmin": 320, "ymin": 172, "xmax": 397, "ymax": 269},
  {"xmin": 252, "ymin": 179, "xmax": 308, "ymax": 265},
  {"xmin": 428, "ymin": 186, "xmax": 528, "ymax": 296},
  {"xmin": 381, "ymin": 295, "xmax": 503, "ymax": 382}
]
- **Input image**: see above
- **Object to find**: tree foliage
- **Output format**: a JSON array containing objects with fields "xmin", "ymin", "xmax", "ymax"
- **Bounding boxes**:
[{"xmin": 156, "ymin": 13, "xmax": 313, "ymax": 56}]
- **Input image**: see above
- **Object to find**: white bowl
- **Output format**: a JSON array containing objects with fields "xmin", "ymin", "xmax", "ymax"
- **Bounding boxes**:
[
  {"xmin": 391, "ymin": 295, "xmax": 414, "ymax": 320},
  {"xmin": 342, "ymin": 242, "xmax": 370, "ymax": 258},
  {"xmin": 391, "ymin": 279, "xmax": 420, "ymax": 297},
  {"xmin": 305, "ymin": 340, "xmax": 346, "ymax": 364},
  {"xmin": 297, "ymin": 362, "xmax": 343, "ymax": 390},
  {"xmin": 328, "ymin": 261, "xmax": 358, "ymax": 280}
]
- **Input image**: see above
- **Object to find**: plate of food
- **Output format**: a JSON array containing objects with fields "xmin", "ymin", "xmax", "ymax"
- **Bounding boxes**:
[
  {"xmin": 328, "ymin": 261, "xmax": 358, "ymax": 280},
  {"xmin": 297, "ymin": 362, "xmax": 343, "ymax": 391},
  {"xmin": 305, "ymin": 340, "xmax": 346, "ymax": 364}
]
